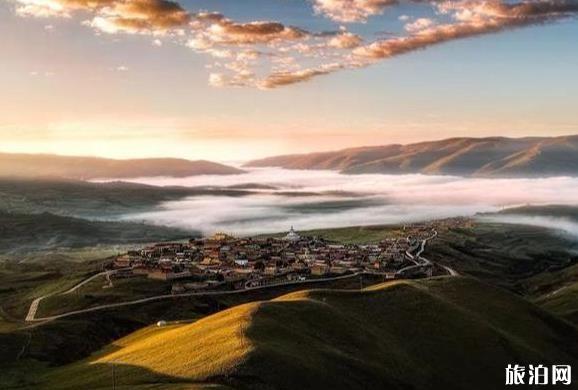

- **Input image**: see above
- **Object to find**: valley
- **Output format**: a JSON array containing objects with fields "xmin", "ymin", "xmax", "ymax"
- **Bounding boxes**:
[{"xmin": 2, "ymin": 214, "xmax": 578, "ymax": 388}]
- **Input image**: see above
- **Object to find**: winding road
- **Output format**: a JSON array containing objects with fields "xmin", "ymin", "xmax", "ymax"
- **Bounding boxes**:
[
  {"xmin": 24, "ymin": 268, "xmax": 129, "ymax": 322},
  {"xmin": 25, "ymin": 271, "xmax": 370, "ymax": 323}
]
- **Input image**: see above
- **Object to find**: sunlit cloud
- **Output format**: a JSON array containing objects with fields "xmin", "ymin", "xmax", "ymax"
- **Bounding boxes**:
[
  {"xmin": 10, "ymin": 0, "xmax": 578, "ymax": 88},
  {"xmin": 404, "ymin": 17, "xmax": 436, "ymax": 33},
  {"xmin": 327, "ymin": 31, "xmax": 363, "ymax": 48},
  {"xmin": 312, "ymin": 0, "xmax": 398, "ymax": 23}
]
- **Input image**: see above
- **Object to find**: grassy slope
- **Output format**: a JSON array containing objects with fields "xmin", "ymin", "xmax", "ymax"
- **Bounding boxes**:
[
  {"xmin": 495, "ymin": 205, "xmax": 578, "ymax": 222},
  {"xmin": 0, "ymin": 274, "xmax": 384, "ymax": 375},
  {"xmin": 265, "ymin": 224, "xmax": 406, "ymax": 244},
  {"xmin": 36, "ymin": 277, "xmax": 171, "ymax": 318},
  {"xmin": 0, "ymin": 258, "xmax": 105, "ymax": 322},
  {"xmin": 522, "ymin": 263, "xmax": 578, "ymax": 324},
  {"xmin": 0, "ymin": 178, "xmax": 251, "ymax": 218},
  {"xmin": 34, "ymin": 277, "xmax": 578, "ymax": 390},
  {"xmin": 0, "ymin": 211, "xmax": 193, "ymax": 254},
  {"xmin": 424, "ymin": 222, "xmax": 578, "ymax": 323},
  {"xmin": 427, "ymin": 223, "xmax": 578, "ymax": 288},
  {"xmin": 265, "ymin": 221, "xmax": 578, "ymax": 326}
]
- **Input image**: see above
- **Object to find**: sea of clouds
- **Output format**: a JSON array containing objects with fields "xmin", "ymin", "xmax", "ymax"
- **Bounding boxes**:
[{"xmin": 109, "ymin": 168, "xmax": 578, "ymax": 235}]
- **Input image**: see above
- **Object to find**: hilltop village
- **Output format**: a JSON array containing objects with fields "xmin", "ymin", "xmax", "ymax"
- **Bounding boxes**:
[{"xmin": 112, "ymin": 221, "xmax": 465, "ymax": 293}]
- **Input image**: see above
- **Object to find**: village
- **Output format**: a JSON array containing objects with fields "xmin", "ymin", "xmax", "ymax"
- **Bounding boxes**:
[{"xmin": 111, "ymin": 221, "xmax": 465, "ymax": 294}]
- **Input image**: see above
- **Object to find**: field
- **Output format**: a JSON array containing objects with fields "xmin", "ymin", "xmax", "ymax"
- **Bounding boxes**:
[{"xmin": 29, "ymin": 277, "xmax": 578, "ymax": 390}]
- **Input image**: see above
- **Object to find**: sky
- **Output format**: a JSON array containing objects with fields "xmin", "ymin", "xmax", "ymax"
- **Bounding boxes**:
[{"xmin": 1, "ymin": 0, "xmax": 577, "ymax": 161}]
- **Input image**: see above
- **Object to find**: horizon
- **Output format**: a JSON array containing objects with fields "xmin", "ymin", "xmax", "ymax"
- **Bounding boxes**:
[
  {"xmin": 1, "ymin": 132, "xmax": 578, "ymax": 163},
  {"xmin": 2, "ymin": 0, "xmax": 578, "ymax": 160}
]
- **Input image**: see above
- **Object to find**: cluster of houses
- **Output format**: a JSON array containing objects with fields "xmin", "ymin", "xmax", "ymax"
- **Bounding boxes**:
[{"xmin": 112, "ymin": 224, "xmax": 443, "ymax": 292}]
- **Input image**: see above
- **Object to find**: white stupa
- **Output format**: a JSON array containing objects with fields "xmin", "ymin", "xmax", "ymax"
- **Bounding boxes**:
[{"xmin": 284, "ymin": 226, "xmax": 301, "ymax": 242}]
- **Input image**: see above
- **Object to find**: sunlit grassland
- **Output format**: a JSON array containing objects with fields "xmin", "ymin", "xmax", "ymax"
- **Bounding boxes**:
[
  {"xmin": 33, "ymin": 277, "xmax": 578, "ymax": 390},
  {"xmin": 41, "ymin": 304, "xmax": 259, "ymax": 389}
]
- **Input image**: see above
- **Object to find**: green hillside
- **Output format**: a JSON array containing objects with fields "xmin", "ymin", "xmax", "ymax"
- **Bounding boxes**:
[
  {"xmin": 33, "ymin": 277, "xmax": 578, "ymax": 390},
  {"xmin": 522, "ymin": 263, "xmax": 578, "ymax": 324},
  {"xmin": 0, "ymin": 211, "xmax": 193, "ymax": 253},
  {"xmin": 0, "ymin": 178, "xmax": 252, "ymax": 218},
  {"xmin": 494, "ymin": 205, "xmax": 578, "ymax": 222}
]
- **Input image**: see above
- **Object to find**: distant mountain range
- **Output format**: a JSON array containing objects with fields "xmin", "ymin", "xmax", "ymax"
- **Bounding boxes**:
[
  {"xmin": 246, "ymin": 135, "xmax": 578, "ymax": 177},
  {"xmin": 0, "ymin": 152, "xmax": 244, "ymax": 179}
]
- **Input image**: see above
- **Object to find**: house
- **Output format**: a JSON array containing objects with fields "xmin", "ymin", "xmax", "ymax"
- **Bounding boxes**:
[
  {"xmin": 234, "ymin": 258, "xmax": 249, "ymax": 267},
  {"xmin": 311, "ymin": 264, "xmax": 329, "ymax": 276}
]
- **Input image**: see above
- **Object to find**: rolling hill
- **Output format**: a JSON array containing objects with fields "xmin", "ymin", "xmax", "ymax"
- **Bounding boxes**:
[
  {"xmin": 0, "ymin": 211, "xmax": 194, "ymax": 253},
  {"xmin": 36, "ymin": 277, "xmax": 578, "ymax": 390},
  {"xmin": 0, "ymin": 153, "xmax": 243, "ymax": 179},
  {"xmin": 0, "ymin": 177, "xmax": 254, "ymax": 218},
  {"xmin": 246, "ymin": 135, "xmax": 578, "ymax": 177},
  {"xmin": 493, "ymin": 205, "xmax": 578, "ymax": 223}
]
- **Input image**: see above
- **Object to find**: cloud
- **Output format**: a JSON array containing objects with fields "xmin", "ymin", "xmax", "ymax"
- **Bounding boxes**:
[
  {"xmin": 11, "ymin": 0, "xmax": 578, "ymax": 89},
  {"xmin": 29, "ymin": 70, "xmax": 56, "ymax": 77},
  {"xmin": 312, "ymin": 0, "xmax": 398, "ymax": 23},
  {"xmin": 85, "ymin": 0, "xmax": 190, "ymax": 34},
  {"xmin": 354, "ymin": 0, "xmax": 578, "ymax": 60},
  {"xmin": 110, "ymin": 168, "xmax": 578, "ymax": 235},
  {"xmin": 15, "ymin": 0, "xmax": 115, "ymax": 17},
  {"xmin": 15, "ymin": 0, "xmax": 71, "ymax": 17},
  {"xmin": 328, "ymin": 31, "xmax": 363, "ymax": 48},
  {"xmin": 206, "ymin": 21, "xmax": 307, "ymax": 45},
  {"xmin": 287, "ymin": 0, "xmax": 578, "ymax": 86},
  {"xmin": 404, "ymin": 17, "xmax": 436, "ymax": 33},
  {"xmin": 259, "ymin": 67, "xmax": 338, "ymax": 89}
]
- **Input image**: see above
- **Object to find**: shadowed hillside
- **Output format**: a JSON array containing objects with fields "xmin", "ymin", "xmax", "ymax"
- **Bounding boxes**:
[
  {"xmin": 246, "ymin": 135, "xmax": 578, "ymax": 177},
  {"xmin": 0, "ymin": 211, "xmax": 194, "ymax": 253},
  {"xmin": 494, "ymin": 205, "xmax": 578, "ymax": 222},
  {"xmin": 36, "ymin": 277, "xmax": 578, "ymax": 390},
  {"xmin": 0, "ymin": 178, "xmax": 254, "ymax": 218},
  {"xmin": 0, "ymin": 153, "xmax": 244, "ymax": 179}
]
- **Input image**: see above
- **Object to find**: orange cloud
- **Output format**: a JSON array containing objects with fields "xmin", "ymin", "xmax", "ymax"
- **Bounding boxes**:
[
  {"xmin": 86, "ymin": 0, "xmax": 190, "ymax": 34},
  {"xmin": 312, "ymin": 0, "xmax": 398, "ymax": 23},
  {"xmin": 11, "ymin": 0, "xmax": 578, "ymax": 89}
]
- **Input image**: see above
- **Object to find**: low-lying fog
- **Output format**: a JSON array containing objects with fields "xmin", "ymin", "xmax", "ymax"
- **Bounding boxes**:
[{"xmin": 110, "ymin": 168, "xmax": 578, "ymax": 235}]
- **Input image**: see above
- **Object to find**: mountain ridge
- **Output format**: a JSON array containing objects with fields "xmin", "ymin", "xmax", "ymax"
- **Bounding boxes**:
[
  {"xmin": 0, "ymin": 152, "xmax": 244, "ymax": 179},
  {"xmin": 245, "ymin": 135, "xmax": 578, "ymax": 177}
]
